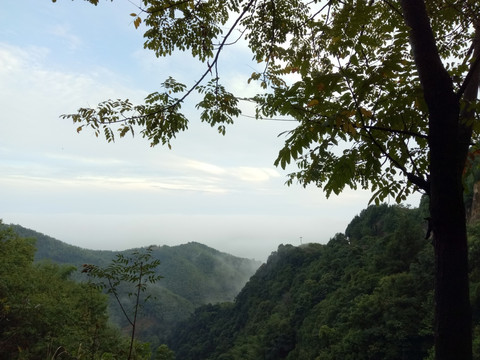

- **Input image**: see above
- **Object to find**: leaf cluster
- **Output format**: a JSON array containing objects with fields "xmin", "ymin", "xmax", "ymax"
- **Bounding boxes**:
[
  {"xmin": 82, "ymin": 246, "xmax": 162, "ymax": 325},
  {"xmin": 62, "ymin": 78, "xmax": 189, "ymax": 148}
]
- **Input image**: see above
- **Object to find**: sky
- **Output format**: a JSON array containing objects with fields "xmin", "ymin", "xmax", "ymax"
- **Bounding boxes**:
[{"xmin": 0, "ymin": 0, "xmax": 420, "ymax": 261}]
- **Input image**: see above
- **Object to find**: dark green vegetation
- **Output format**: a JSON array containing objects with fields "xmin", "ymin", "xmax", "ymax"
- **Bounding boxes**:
[
  {"xmin": 167, "ymin": 204, "xmax": 480, "ymax": 360},
  {"xmin": 15, "ymin": 225, "xmax": 260, "ymax": 309},
  {"xmin": 5, "ymin": 203, "xmax": 480, "ymax": 359},
  {"xmin": 1, "ymin": 224, "xmax": 260, "ymax": 358},
  {"xmin": 0, "ymin": 223, "xmax": 150, "ymax": 359}
]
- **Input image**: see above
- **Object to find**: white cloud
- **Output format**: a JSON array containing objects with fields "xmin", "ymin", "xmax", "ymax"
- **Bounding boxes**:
[
  {"xmin": 183, "ymin": 159, "xmax": 227, "ymax": 176},
  {"xmin": 0, "ymin": 43, "xmax": 49, "ymax": 66},
  {"xmin": 233, "ymin": 167, "xmax": 281, "ymax": 182},
  {"xmin": 48, "ymin": 24, "xmax": 83, "ymax": 51}
]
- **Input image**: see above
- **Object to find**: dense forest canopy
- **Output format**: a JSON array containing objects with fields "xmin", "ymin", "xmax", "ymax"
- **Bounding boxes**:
[{"xmin": 167, "ymin": 204, "xmax": 480, "ymax": 360}]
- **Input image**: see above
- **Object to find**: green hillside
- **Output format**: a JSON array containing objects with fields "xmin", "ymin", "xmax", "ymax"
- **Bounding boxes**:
[
  {"xmin": 7, "ymin": 225, "xmax": 261, "ymax": 347},
  {"xmin": 167, "ymin": 204, "xmax": 480, "ymax": 359},
  {"xmin": 7, "ymin": 203, "xmax": 480, "ymax": 359}
]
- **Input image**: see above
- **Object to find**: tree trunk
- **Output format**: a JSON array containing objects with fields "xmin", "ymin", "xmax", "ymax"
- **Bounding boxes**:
[
  {"xmin": 400, "ymin": 1, "xmax": 474, "ymax": 359},
  {"xmin": 430, "ymin": 132, "xmax": 472, "ymax": 360},
  {"xmin": 427, "ymin": 38, "xmax": 472, "ymax": 360},
  {"xmin": 430, "ymin": 17, "xmax": 480, "ymax": 360}
]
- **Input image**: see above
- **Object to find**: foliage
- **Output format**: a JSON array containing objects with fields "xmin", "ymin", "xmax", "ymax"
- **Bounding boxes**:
[
  {"xmin": 155, "ymin": 344, "xmax": 176, "ymax": 360},
  {"xmin": 0, "ymin": 221, "xmax": 137, "ymax": 359},
  {"xmin": 82, "ymin": 246, "xmax": 162, "ymax": 360},
  {"xmin": 168, "ymin": 204, "xmax": 480, "ymax": 360},
  {"xmin": 8, "ymin": 203, "xmax": 480, "ymax": 359}
]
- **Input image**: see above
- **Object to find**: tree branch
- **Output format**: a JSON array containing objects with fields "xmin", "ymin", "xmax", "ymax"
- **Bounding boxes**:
[
  {"xmin": 458, "ymin": 21, "xmax": 480, "ymax": 103},
  {"xmin": 159, "ymin": 0, "xmax": 256, "ymax": 113},
  {"xmin": 407, "ymin": 172, "xmax": 430, "ymax": 194},
  {"xmin": 76, "ymin": 0, "xmax": 256, "ymax": 127},
  {"xmin": 362, "ymin": 124, "xmax": 428, "ymax": 140},
  {"xmin": 457, "ymin": 51, "xmax": 480, "ymax": 101},
  {"xmin": 107, "ymin": 278, "xmax": 133, "ymax": 327},
  {"xmin": 400, "ymin": 0, "xmax": 455, "ymax": 114}
]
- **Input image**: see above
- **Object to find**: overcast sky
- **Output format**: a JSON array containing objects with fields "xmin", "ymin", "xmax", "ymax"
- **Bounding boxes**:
[{"xmin": 0, "ymin": 0, "xmax": 420, "ymax": 261}]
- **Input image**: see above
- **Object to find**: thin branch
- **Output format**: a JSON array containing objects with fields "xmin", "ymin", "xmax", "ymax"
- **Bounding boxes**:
[
  {"xmin": 166, "ymin": 0, "xmax": 256, "ymax": 110},
  {"xmin": 128, "ymin": 262, "xmax": 143, "ymax": 360},
  {"xmin": 92, "ymin": 0, "xmax": 256, "ymax": 125},
  {"xmin": 107, "ymin": 278, "xmax": 133, "ymax": 327},
  {"xmin": 218, "ymin": 27, "xmax": 248, "ymax": 47},
  {"xmin": 457, "ymin": 49, "xmax": 480, "ymax": 100},
  {"xmin": 134, "ymin": 0, "xmax": 191, "ymax": 15},
  {"xmin": 381, "ymin": 0, "xmax": 403, "ymax": 18},
  {"xmin": 240, "ymin": 113, "xmax": 298, "ymax": 121},
  {"xmin": 363, "ymin": 124, "xmax": 428, "ymax": 140}
]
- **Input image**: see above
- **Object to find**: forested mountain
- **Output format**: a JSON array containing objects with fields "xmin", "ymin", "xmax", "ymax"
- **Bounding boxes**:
[
  {"xmin": 167, "ymin": 203, "xmax": 480, "ymax": 360},
  {"xmin": 6, "ymin": 203, "xmax": 480, "ymax": 359},
  {"xmin": 6, "ymin": 225, "xmax": 261, "ymax": 349}
]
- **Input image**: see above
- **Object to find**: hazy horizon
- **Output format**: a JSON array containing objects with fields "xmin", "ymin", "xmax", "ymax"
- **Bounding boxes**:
[{"xmin": 0, "ymin": 0, "xmax": 421, "ymax": 262}]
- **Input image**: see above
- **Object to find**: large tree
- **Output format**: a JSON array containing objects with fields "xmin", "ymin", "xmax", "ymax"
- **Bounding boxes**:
[{"xmin": 58, "ymin": 0, "xmax": 480, "ymax": 359}]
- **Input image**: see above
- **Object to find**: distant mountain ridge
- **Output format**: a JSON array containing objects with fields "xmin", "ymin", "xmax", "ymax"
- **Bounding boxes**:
[
  {"xmin": 167, "ymin": 204, "xmax": 438, "ymax": 359},
  {"xmin": 8, "ymin": 224, "xmax": 262, "ymax": 346}
]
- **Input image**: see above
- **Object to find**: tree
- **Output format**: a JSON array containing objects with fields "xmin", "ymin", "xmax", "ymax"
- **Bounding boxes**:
[
  {"xmin": 155, "ymin": 344, "xmax": 176, "ymax": 360},
  {"xmin": 0, "ymin": 221, "xmax": 124, "ymax": 359},
  {"xmin": 82, "ymin": 246, "xmax": 162, "ymax": 360},
  {"xmin": 56, "ymin": 1, "xmax": 480, "ymax": 359}
]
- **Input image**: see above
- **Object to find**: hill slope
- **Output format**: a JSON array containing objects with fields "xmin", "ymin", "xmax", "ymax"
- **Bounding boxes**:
[
  {"xmin": 168, "ymin": 204, "xmax": 441, "ymax": 359},
  {"xmin": 8, "ymin": 225, "xmax": 261, "ymax": 346}
]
